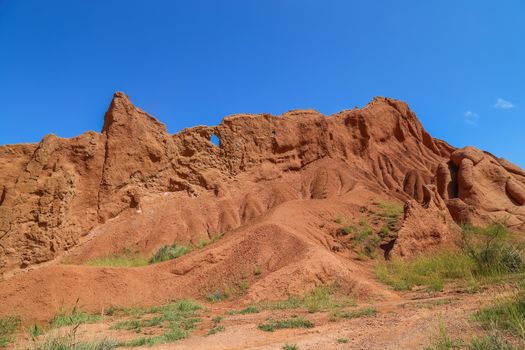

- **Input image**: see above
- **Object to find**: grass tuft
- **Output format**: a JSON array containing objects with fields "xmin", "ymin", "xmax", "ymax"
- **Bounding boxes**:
[
  {"xmin": 0, "ymin": 315, "xmax": 21, "ymax": 347},
  {"xmin": 258, "ymin": 316, "xmax": 314, "ymax": 332},
  {"xmin": 149, "ymin": 244, "xmax": 192, "ymax": 264},
  {"xmin": 282, "ymin": 344, "xmax": 299, "ymax": 350}
]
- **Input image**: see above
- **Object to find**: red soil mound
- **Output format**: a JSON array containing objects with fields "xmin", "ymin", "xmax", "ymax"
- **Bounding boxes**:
[{"xmin": 0, "ymin": 93, "xmax": 523, "ymax": 322}]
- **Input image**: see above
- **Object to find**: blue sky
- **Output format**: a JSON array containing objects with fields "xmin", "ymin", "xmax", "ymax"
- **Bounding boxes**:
[{"xmin": 1, "ymin": 1, "xmax": 524, "ymax": 167}]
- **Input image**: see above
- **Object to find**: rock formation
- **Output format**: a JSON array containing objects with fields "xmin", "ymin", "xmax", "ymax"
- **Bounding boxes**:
[{"xmin": 0, "ymin": 92, "xmax": 524, "ymax": 321}]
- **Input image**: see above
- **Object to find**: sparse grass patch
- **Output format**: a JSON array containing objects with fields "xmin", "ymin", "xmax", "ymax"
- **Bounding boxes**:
[
  {"xmin": 29, "ymin": 331, "xmax": 117, "ymax": 350},
  {"xmin": 258, "ymin": 316, "xmax": 313, "ymax": 332},
  {"xmin": 425, "ymin": 323, "xmax": 462, "ymax": 350},
  {"xmin": 282, "ymin": 344, "xmax": 299, "ymax": 350},
  {"xmin": 85, "ymin": 247, "xmax": 148, "ymax": 267},
  {"xmin": 467, "ymin": 333, "xmax": 517, "ymax": 350},
  {"xmin": 376, "ymin": 250, "xmax": 475, "ymax": 292},
  {"xmin": 148, "ymin": 244, "xmax": 192, "ymax": 264},
  {"xmin": 377, "ymin": 201, "xmax": 403, "ymax": 220},
  {"xmin": 206, "ymin": 316, "xmax": 225, "ymax": 336},
  {"xmin": 377, "ymin": 224, "xmax": 525, "ymax": 292},
  {"xmin": 0, "ymin": 315, "xmax": 21, "ymax": 347},
  {"xmin": 259, "ymin": 286, "xmax": 355, "ymax": 313},
  {"xmin": 473, "ymin": 290, "xmax": 525, "ymax": 339},
  {"xmin": 50, "ymin": 307, "xmax": 102, "ymax": 328},
  {"xmin": 337, "ymin": 338, "xmax": 349, "ymax": 343},
  {"xmin": 109, "ymin": 300, "xmax": 203, "ymax": 347}
]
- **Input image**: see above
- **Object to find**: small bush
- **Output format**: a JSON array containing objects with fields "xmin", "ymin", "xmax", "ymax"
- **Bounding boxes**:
[
  {"xmin": 258, "ymin": 316, "xmax": 314, "ymax": 332},
  {"xmin": 0, "ymin": 315, "xmax": 21, "ymax": 347},
  {"xmin": 461, "ymin": 224, "xmax": 524, "ymax": 276},
  {"xmin": 149, "ymin": 244, "xmax": 192, "ymax": 264},
  {"xmin": 337, "ymin": 338, "xmax": 349, "ymax": 343}
]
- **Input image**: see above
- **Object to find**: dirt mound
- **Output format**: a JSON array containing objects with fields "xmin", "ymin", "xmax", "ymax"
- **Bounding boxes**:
[{"xmin": 0, "ymin": 93, "xmax": 524, "ymax": 322}]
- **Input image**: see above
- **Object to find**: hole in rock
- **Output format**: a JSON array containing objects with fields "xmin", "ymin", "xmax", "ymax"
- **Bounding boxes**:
[{"xmin": 210, "ymin": 133, "xmax": 220, "ymax": 147}]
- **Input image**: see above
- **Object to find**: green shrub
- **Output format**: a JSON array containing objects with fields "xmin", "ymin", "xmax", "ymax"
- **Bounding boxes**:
[
  {"xmin": 149, "ymin": 244, "xmax": 192, "ymax": 264},
  {"xmin": 337, "ymin": 338, "xmax": 349, "ymax": 343},
  {"xmin": 461, "ymin": 224, "xmax": 524, "ymax": 276}
]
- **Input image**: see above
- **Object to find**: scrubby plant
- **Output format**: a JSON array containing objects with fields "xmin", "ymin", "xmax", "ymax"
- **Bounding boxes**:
[
  {"xmin": 461, "ymin": 224, "xmax": 524, "ymax": 276},
  {"xmin": 377, "ymin": 224, "xmax": 525, "ymax": 292},
  {"xmin": 149, "ymin": 244, "xmax": 192, "ymax": 264}
]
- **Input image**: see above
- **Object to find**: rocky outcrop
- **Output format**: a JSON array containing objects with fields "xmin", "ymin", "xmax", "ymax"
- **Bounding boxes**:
[{"xmin": 0, "ymin": 93, "xmax": 524, "ymax": 276}]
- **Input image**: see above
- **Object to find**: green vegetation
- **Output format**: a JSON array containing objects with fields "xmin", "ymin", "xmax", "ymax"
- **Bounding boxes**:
[
  {"xmin": 29, "ymin": 332, "xmax": 117, "ymax": 350},
  {"xmin": 257, "ymin": 316, "xmax": 313, "ymax": 332},
  {"xmin": 467, "ymin": 333, "xmax": 517, "ymax": 350},
  {"xmin": 50, "ymin": 307, "xmax": 102, "ymax": 328},
  {"xmin": 376, "ymin": 250, "xmax": 475, "ymax": 292},
  {"xmin": 352, "ymin": 220, "xmax": 381, "ymax": 259},
  {"xmin": 84, "ymin": 232, "xmax": 225, "ymax": 267},
  {"xmin": 462, "ymin": 224, "xmax": 524, "ymax": 276},
  {"xmin": 148, "ymin": 244, "xmax": 192, "ymax": 264},
  {"xmin": 260, "ymin": 286, "xmax": 356, "ymax": 313},
  {"xmin": 28, "ymin": 324, "xmax": 45, "ymax": 340},
  {"xmin": 206, "ymin": 316, "xmax": 225, "ymax": 336},
  {"xmin": 337, "ymin": 338, "xmax": 349, "ymax": 343},
  {"xmin": 377, "ymin": 201, "xmax": 403, "ymax": 220},
  {"xmin": 425, "ymin": 323, "xmax": 461, "ymax": 350},
  {"xmin": 282, "ymin": 344, "xmax": 299, "ymax": 350},
  {"xmin": 473, "ymin": 288, "xmax": 525, "ymax": 339},
  {"xmin": 330, "ymin": 307, "xmax": 377, "ymax": 321},
  {"xmin": 109, "ymin": 300, "xmax": 203, "ymax": 347},
  {"xmin": 376, "ymin": 224, "xmax": 525, "ymax": 292},
  {"xmin": 85, "ymin": 250, "xmax": 148, "ymax": 267},
  {"xmin": 0, "ymin": 315, "xmax": 21, "ymax": 347}
]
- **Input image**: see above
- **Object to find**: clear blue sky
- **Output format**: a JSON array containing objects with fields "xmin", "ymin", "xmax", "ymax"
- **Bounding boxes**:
[{"xmin": 1, "ymin": 1, "xmax": 524, "ymax": 167}]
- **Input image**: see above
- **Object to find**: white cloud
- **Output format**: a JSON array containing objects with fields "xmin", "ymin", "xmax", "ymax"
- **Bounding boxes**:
[
  {"xmin": 493, "ymin": 98, "xmax": 515, "ymax": 109},
  {"xmin": 464, "ymin": 110, "xmax": 479, "ymax": 126}
]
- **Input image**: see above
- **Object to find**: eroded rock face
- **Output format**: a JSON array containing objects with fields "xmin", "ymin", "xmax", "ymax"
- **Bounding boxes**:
[
  {"xmin": 440, "ymin": 147, "xmax": 525, "ymax": 228},
  {"xmin": 391, "ymin": 185, "xmax": 461, "ymax": 257},
  {"xmin": 0, "ymin": 92, "xmax": 524, "ymax": 276}
]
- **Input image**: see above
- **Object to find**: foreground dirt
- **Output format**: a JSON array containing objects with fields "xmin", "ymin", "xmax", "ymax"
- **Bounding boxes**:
[{"xmin": 11, "ymin": 285, "xmax": 516, "ymax": 350}]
